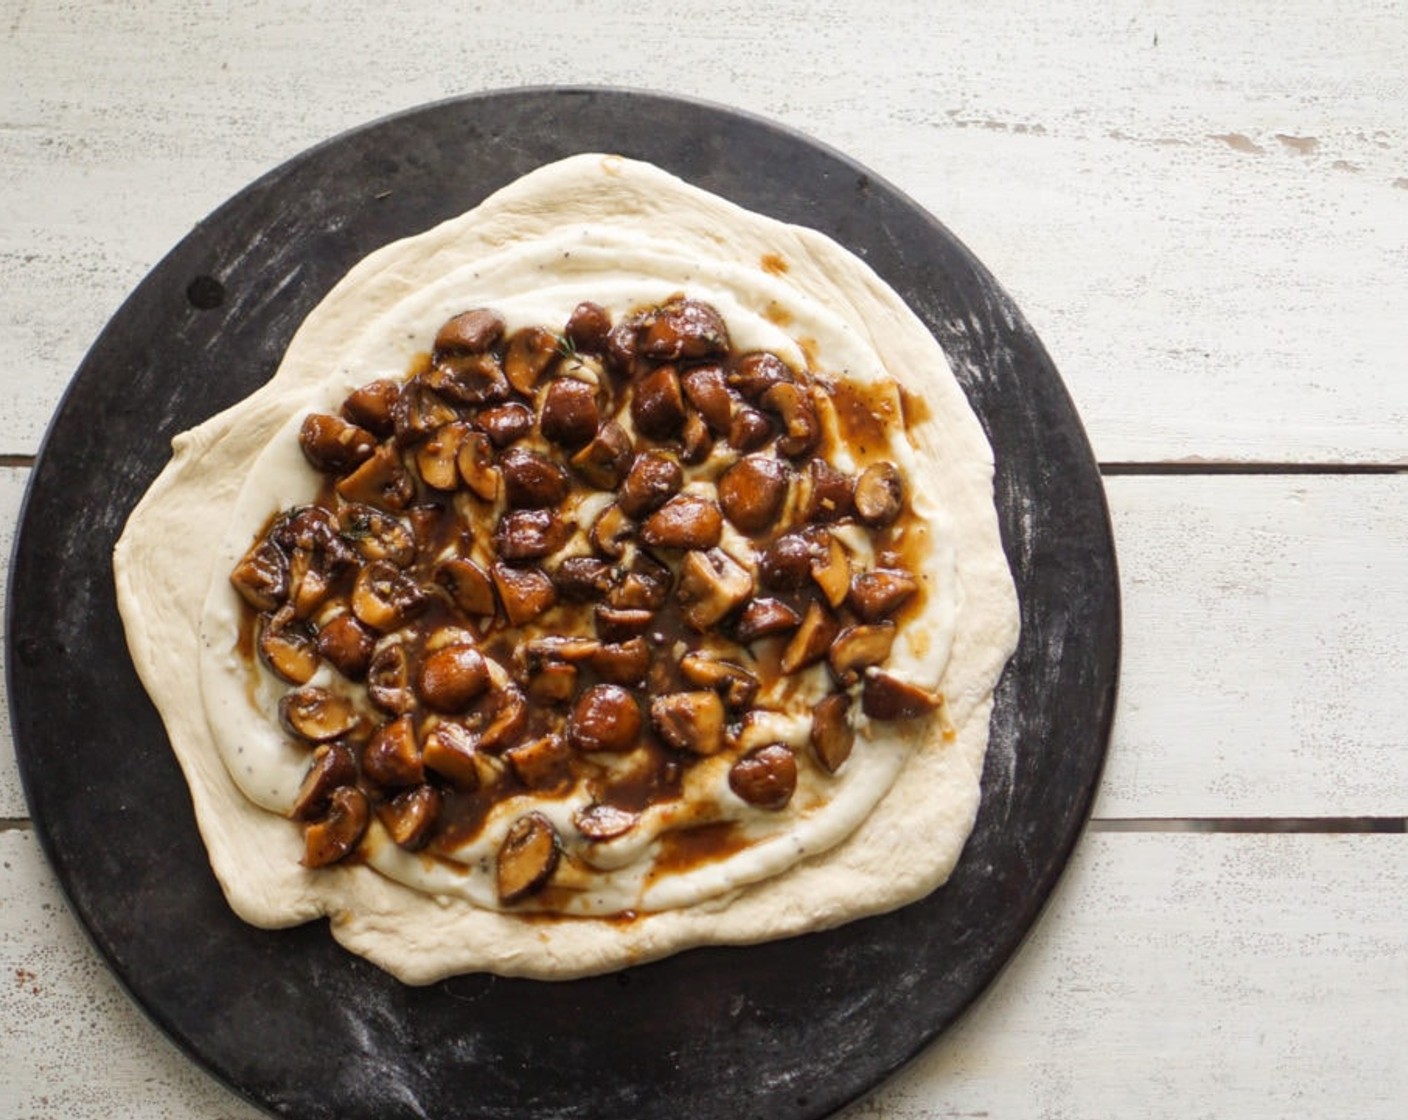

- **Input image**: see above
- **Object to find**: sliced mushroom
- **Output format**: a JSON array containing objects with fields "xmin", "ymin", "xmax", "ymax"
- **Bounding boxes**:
[
  {"xmin": 594, "ymin": 606, "xmax": 654, "ymax": 643},
  {"xmin": 849, "ymin": 568, "xmax": 920, "ymax": 622},
  {"xmin": 279, "ymin": 686, "xmax": 360, "ymax": 742},
  {"xmin": 503, "ymin": 326, "xmax": 560, "ymax": 397},
  {"xmin": 230, "ymin": 537, "xmax": 289, "ymax": 611},
  {"xmin": 761, "ymin": 381, "xmax": 820, "ymax": 459},
  {"xmin": 630, "ymin": 365, "xmax": 687, "ymax": 440},
  {"xmin": 428, "ymin": 349, "xmax": 509, "ymax": 407},
  {"xmin": 810, "ymin": 693, "xmax": 855, "ymax": 773},
  {"xmin": 589, "ymin": 502, "xmax": 634, "ymax": 560},
  {"xmin": 680, "ymin": 363, "xmax": 734, "ymax": 434},
  {"xmin": 552, "ymin": 555, "xmax": 614, "ymax": 602},
  {"xmin": 828, "ymin": 622, "xmax": 897, "ymax": 685},
  {"xmin": 495, "ymin": 508, "xmax": 570, "ymax": 561},
  {"xmin": 286, "ymin": 547, "xmax": 336, "ymax": 620},
  {"xmin": 366, "ymin": 641, "xmax": 414, "ymax": 714},
  {"xmin": 474, "ymin": 401, "xmax": 535, "ymax": 447},
  {"xmin": 730, "ymin": 350, "xmax": 794, "ymax": 402},
  {"xmin": 758, "ymin": 531, "xmax": 821, "ymax": 591},
  {"xmin": 733, "ymin": 597, "xmax": 802, "ymax": 644},
  {"xmin": 290, "ymin": 742, "xmax": 357, "ymax": 821},
  {"xmin": 679, "ymin": 411, "xmax": 713, "ymax": 464},
  {"xmin": 780, "ymin": 599, "xmax": 841, "ymax": 675},
  {"xmin": 362, "ymin": 713, "xmax": 423, "ymax": 787},
  {"xmin": 338, "ymin": 503, "xmax": 415, "ymax": 567},
  {"xmin": 341, "ymin": 378, "xmax": 402, "ymax": 438},
  {"xmin": 416, "ymin": 643, "xmax": 490, "ymax": 713},
  {"xmin": 618, "ymin": 451, "xmax": 684, "ymax": 519},
  {"xmin": 861, "ymin": 672, "xmax": 940, "ymax": 720},
  {"xmin": 650, "ymin": 691, "xmax": 726, "ymax": 755},
  {"xmin": 718, "ymin": 454, "xmax": 789, "ymax": 533},
  {"xmin": 335, "ymin": 444, "xmax": 415, "ymax": 511},
  {"xmin": 422, "ymin": 721, "xmax": 484, "ymax": 789},
  {"xmin": 569, "ymin": 419, "xmax": 634, "ymax": 490},
  {"xmin": 853, "ymin": 461, "xmax": 904, "ymax": 526},
  {"xmin": 496, "ymin": 812, "xmax": 561, "ymax": 903},
  {"xmin": 640, "ymin": 494, "xmax": 723, "ymax": 551},
  {"xmin": 455, "ymin": 429, "xmax": 501, "ymax": 502},
  {"xmin": 258, "ymin": 607, "xmax": 320, "ymax": 685},
  {"xmin": 809, "ymin": 531, "xmax": 852, "ymax": 608},
  {"xmin": 801, "ymin": 457, "xmax": 856, "ymax": 523},
  {"xmin": 539, "ymin": 377, "xmax": 600, "ymax": 448},
  {"xmin": 676, "ymin": 547, "xmax": 753, "ymax": 630},
  {"xmin": 352, "ymin": 560, "xmax": 427, "ymax": 631},
  {"xmin": 377, "ymin": 784, "xmax": 441, "ymax": 850},
  {"xmin": 590, "ymin": 638, "xmax": 651, "ymax": 687},
  {"xmin": 490, "ymin": 562, "xmax": 557, "ymax": 626},
  {"xmin": 567, "ymin": 683, "xmax": 642, "ymax": 753},
  {"xmin": 526, "ymin": 659, "xmax": 577, "ymax": 703},
  {"xmin": 607, "ymin": 556, "xmax": 672, "ymax": 610},
  {"xmin": 298, "ymin": 413, "xmax": 377, "ymax": 474},
  {"xmin": 638, "ymin": 296, "xmax": 729, "ymax": 360},
  {"xmin": 728, "ymin": 406, "xmax": 774, "ymax": 452},
  {"xmin": 476, "ymin": 685, "xmax": 529, "ymax": 753},
  {"xmin": 728, "ymin": 744, "xmax": 798, "ymax": 810},
  {"xmin": 434, "ymin": 308, "xmax": 505, "ymax": 354},
  {"xmin": 392, "ymin": 377, "xmax": 460, "ymax": 446},
  {"xmin": 678, "ymin": 652, "xmax": 760, "ymax": 711},
  {"xmin": 415, "ymin": 421, "xmax": 471, "ymax": 490},
  {"xmin": 500, "ymin": 447, "xmax": 571, "ymax": 509},
  {"xmin": 505, "ymin": 732, "xmax": 573, "ymax": 790},
  {"xmin": 523, "ymin": 634, "xmax": 602, "ymax": 667},
  {"xmin": 573, "ymin": 802, "xmax": 639, "ymax": 841},
  {"xmin": 564, "ymin": 301, "xmax": 612, "ymax": 354},
  {"xmin": 301, "ymin": 786, "xmax": 370, "ymax": 868},
  {"xmin": 435, "ymin": 556, "xmax": 497, "ymax": 617},
  {"xmin": 315, "ymin": 612, "xmax": 375, "ymax": 680}
]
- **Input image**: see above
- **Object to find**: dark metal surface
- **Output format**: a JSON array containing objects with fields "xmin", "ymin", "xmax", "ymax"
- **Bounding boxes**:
[{"xmin": 6, "ymin": 88, "xmax": 1118, "ymax": 1120}]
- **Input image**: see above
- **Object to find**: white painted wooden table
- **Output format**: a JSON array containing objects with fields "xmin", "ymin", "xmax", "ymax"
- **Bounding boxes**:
[{"xmin": 3, "ymin": 3, "xmax": 1406, "ymax": 1117}]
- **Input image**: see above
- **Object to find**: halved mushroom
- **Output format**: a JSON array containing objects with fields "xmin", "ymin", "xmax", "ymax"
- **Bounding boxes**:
[
  {"xmin": 809, "ymin": 531, "xmax": 852, "ymax": 608},
  {"xmin": 504, "ymin": 326, "xmax": 560, "ymax": 397},
  {"xmin": 728, "ymin": 744, "xmax": 798, "ymax": 810},
  {"xmin": 377, "ymin": 784, "xmax": 441, "ymax": 850},
  {"xmin": 861, "ymin": 671, "xmax": 940, "ymax": 720},
  {"xmin": 301, "ymin": 786, "xmax": 370, "ymax": 868},
  {"xmin": 718, "ymin": 454, "xmax": 789, "ymax": 533},
  {"xmin": 455, "ymin": 429, "xmax": 501, "ymax": 502},
  {"xmin": 286, "ymin": 546, "xmax": 336, "ymax": 620},
  {"xmin": 496, "ymin": 812, "xmax": 561, "ymax": 903},
  {"xmin": 733, "ymin": 597, "xmax": 802, "ymax": 644},
  {"xmin": 434, "ymin": 308, "xmax": 505, "ymax": 354},
  {"xmin": 539, "ymin": 377, "xmax": 600, "ymax": 448},
  {"xmin": 428, "ymin": 351, "xmax": 510, "ymax": 407},
  {"xmin": 676, "ymin": 547, "xmax": 753, "ymax": 630},
  {"xmin": 650, "ymin": 691, "xmax": 726, "ymax": 755},
  {"xmin": 567, "ymin": 683, "xmax": 642, "ymax": 753},
  {"xmin": 422, "ymin": 721, "xmax": 484, "ymax": 789},
  {"xmin": 475, "ymin": 685, "xmax": 529, "ymax": 753},
  {"xmin": 366, "ymin": 641, "xmax": 415, "ymax": 714},
  {"xmin": 490, "ymin": 562, "xmax": 557, "ymax": 626},
  {"xmin": 362, "ymin": 713, "xmax": 423, "ymax": 787},
  {"xmin": 523, "ymin": 635, "xmax": 603, "ymax": 666},
  {"xmin": 415, "ymin": 421, "xmax": 471, "ymax": 490},
  {"xmin": 338, "ymin": 503, "xmax": 415, "ymax": 567},
  {"xmin": 605, "ymin": 317, "xmax": 641, "ymax": 376},
  {"xmin": 594, "ymin": 606, "xmax": 654, "ymax": 643},
  {"xmin": 761, "ymin": 381, "xmax": 820, "ymax": 459},
  {"xmin": 565, "ymin": 420, "xmax": 631, "ymax": 492},
  {"xmin": 341, "ymin": 378, "xmax": 402, "ymax": 438},
  {"xmin": 495, "ymin": 508, "xmax": 569, "ymax": 561},
  {"xmin": 779, "ymin": 599, "xmax": 841, "ymax": 675},
  {"xmin": 392, "ymin": 378, "xmax": 460, "ymax": 446},
  {"xmin": 678, "ymin": 652, "xmax": 760, "ymax": 711},
  {"xmin": 500, "ymin": 447, "xmax": 571, "ymax": 509},
  {"xmin": 352, "ymin": 560, "xmax": 427, "ymax": 632},
  {"xmin": 315, "ymin": 612, "xmax": 374, "ymax": 680},
  {"xmin": 279, "ymin": 686, "xmax": 360, "ymax": 743},
  {"xmin": 525, "ymin": 659, "xmax": 578, "ymax": 703},
  {"xmin": 728, "ymin": 406, "xmax": 774, "ymax": 452},
  {"xmin": 854, "ymin": 461, "xmax": 904, "ymax": 526},
  {"xmin": 230, "ymin": 537, "xmax": 289, "ymax": 611},
  {"xmin": 416, "ymin": 643, "xmax": 490, "ymax": 713},
  {"xmin": 505, "ymin": 732, "xmax": 573, "ymax": 790},
  {"xmin": 758, "ymin": 531, "xmax": 820, "ymax": 591},
  {"xmin": 730, "ymin": 350, "xmax": 793, "ymax": 402},
  {"xmin": 591, "ymin": 638, "xmax": 651, "ymax": 687},
  {"xmin": 680, "ymin": 363, "xmax": 734, "ymax": 434},
  {"xmin": 639, "ymin": 296, "xmax": 730, "ymax": 360},
  {"xmin": 801, "ymin": 457, "xmax": 856, "ymax": 523},
  {"xmin": 810, "ymin": 693, "xmax": 854, "ymax": 773},
  {"xmin": 290, "ymin": 742, "xmax": 357, "ymax": 821},
  {"xmin": 679, "ymin": 411, "xmax": 713, "ymax": 465},
  {"xmin": 298, "ymin": 413, "xmax": 377, "ymax": 474},
  {"xmin": 552, "ymin": 555, "xmax": 614, "ymax": 602},
  {"xmin": 828, "ymin": 622, "xmax": 897, "ymax": 685},
  {"xmin": 564, "ymin": 301, "xmax": 612, "ymax": 354},
  {"xmin": 573, "ymin": 802, "xmax": 639, "ymax": 841},
  {"xmin": 434, "ymin": 556, "xmax": 497, "ymax": 617},
  {"xmin": 630, "ymin": 365, "xmax": 687, "ymax": 440},
  {"xmin": 607, "ymin": 556, "xmax": 672, "ymax": 610},
  {"xmin": 474, "ymin": 401, "xmax": 534, "ymax": 447},
  {"xmin": 618, "ymin": 451, "xmax": 684, "ymax": 519},
  {"xmin": 640, "ymin": 494, "xmax": 723, "ymax": 550},
  {"xmin": 258, "ymin": 607, "xmax": 320, "ymax": 685},
  {"xmin": 335, "ymin": 444, "xmax": 415, "ymax": 511},
  {"xmin": 589, "ymin": 502, "xmax": 634, "ymax": 560}
]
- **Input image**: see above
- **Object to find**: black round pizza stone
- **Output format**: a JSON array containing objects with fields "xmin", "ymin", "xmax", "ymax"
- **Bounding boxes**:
[{"xmin": 7, "ymin": 89, "xmax": 1118, "ymax": 1120}]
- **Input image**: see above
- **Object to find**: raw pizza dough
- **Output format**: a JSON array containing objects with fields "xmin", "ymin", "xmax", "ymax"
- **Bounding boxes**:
[{"xmin": 113, "ymin": 154, "xmax": 1018, "ymax": 982}]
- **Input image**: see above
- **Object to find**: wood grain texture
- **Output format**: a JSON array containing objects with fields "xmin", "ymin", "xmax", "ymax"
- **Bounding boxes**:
[
  {"xmin": 2, "ymin": 1, "xmax": 1406, "ymax": 459},
  {"xmin": 4, "ymin": 829, "xmax": 1405, "ymax": 1120}
]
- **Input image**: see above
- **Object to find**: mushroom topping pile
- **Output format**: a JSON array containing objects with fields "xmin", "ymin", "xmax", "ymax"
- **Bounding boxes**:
[{"xmin": 228, "ymin": 295, "xmax": 935, "ymax": 908}]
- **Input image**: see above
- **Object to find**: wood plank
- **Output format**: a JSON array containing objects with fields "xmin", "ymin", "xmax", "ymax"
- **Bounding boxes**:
[
  {"xmin": 0, "ymin": 468, "xmax": 27, "ymax": 818},
  {"xmin": 2, "ymin": 1, "xmax": 1406, "ymax": 460},
  {"xmin": 1098, "ymin": 474, "xmax": 1408, "ymax": 819},
  {"xmin": 4, "ymin": 829, "xmax": 1404, "ymax": 1118}
]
